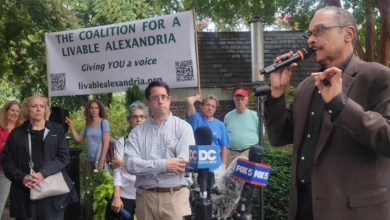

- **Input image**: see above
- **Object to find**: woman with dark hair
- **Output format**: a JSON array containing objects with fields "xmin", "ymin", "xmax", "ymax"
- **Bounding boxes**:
[
  {"xmin": 66, "ymin": 99, "xmax": 110, "ymax": 220},
  {"xmin": 110, "ymin": 101, "xmax": 149, "ymax": 220},
  {"xmin": 1, "ymin": 94, "xmax": 78, "ymax": 220},
  {"xmin": 0, "ymin": 100, "xmax": 24, "ymax": 218}
]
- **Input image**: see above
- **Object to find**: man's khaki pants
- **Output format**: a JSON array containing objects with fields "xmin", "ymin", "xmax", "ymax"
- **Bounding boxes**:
[
  {"xmin": 135, "ymin": 187, "xmax": 191, "ymax": 220},
  {"xmin": 227, "ymin": 148, "xmax": 250, "ymax": 166}
]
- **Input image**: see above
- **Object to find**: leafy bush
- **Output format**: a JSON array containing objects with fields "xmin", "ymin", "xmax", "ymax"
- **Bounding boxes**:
[
  {"xmin": 285, "ymin": 87, "xmax": 296, "ymax": 103},
  {"xmin": 125, "ymin": 84, "xmax": 145, "ymax": 108},
  {"xmin": 90, "ymin": 169, "xmax": 114, "ymax": 220},
  {"xmin": 250, "ymin": 138, "xmax": 292, "ymax": 220}
]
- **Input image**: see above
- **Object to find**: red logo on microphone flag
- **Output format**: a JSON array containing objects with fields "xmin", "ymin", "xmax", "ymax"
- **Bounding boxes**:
[{"xmin": 233, "ymin": 158, "xmax": 271, "ymax": 186}]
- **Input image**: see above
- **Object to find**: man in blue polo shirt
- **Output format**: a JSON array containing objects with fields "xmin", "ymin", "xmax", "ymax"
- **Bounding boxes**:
[{"xmin": 185, "ymin": 94, "xmax": 230, "ymax": 184}]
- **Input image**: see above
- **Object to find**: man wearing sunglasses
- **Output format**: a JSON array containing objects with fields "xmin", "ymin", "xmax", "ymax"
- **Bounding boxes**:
[
  {"xmin": 124, "ymin": 81, "xmax": 195, "ymax": 220},
  {"xmin": 265, "ymin": 6, "xmax": 390, "ymax": 220}
]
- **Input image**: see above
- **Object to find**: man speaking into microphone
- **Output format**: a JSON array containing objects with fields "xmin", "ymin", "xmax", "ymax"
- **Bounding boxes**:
[{"xmin": 265, "ymin": 6, "xmax": 390, "ymax": 220}]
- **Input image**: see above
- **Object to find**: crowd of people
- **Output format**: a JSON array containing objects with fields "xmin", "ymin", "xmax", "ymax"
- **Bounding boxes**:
[
  {"xmin": 1, "ymin": 5, "xmax": 390, "ymax": 220},
  {"xmin": 0, "ymin": 82, "xmax": 261, "ymax": 220}
]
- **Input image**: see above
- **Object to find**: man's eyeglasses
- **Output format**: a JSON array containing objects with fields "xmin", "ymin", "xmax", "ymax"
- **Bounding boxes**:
[
  {"xmin": 302, "ymin": 25, "xmax": 346, "ymax": 41},
  {"xmin": 131, "ymin": 115, "xmax": 146, "ymax": 120},
  {"xmin": 149, "ymin": 95, "xmax": 169, "ymax": 102}
]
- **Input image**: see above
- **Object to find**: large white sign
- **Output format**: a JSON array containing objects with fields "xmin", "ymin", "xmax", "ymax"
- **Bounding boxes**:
[{"xmin": 46, "ymin": 11, "xmax": 198, "ymax": 97}]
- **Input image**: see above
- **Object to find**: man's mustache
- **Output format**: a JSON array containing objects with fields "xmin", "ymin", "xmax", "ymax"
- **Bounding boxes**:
[{"xmin": 311, "ymin": 45, "xmax": 324, "ymax": 50}]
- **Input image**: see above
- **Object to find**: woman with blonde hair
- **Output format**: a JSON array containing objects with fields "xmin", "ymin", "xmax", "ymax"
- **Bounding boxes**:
[
  {"xmin": 66, "ymin": 99, "xmax": 110, "ymax": 220},
  {"xmin": 1, "ymin": 94, "xmax": 78, "ymax": 220},
  {"xmin": 0, "ymin": 100, "xmax": 24, "ymax": 219}
]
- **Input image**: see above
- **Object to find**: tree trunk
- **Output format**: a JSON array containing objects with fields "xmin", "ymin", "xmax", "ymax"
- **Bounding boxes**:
[
  {"xmin": 108, "ymin": 93, "xmax": 113, "ymax": 109},
  {"xmin": 365, "ymin": 6, "xmax": 376, "ymax": 62},
  {"xmin": 377, "ymin": 0, "xmax": 390, "ymax": 67},
  {"xmin": 355, "ymin": 41, "xmax": 367, "ymax": 60}
]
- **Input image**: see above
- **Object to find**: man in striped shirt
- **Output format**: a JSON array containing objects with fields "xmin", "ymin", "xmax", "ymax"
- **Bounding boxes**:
[{"xmin": 124, "ymin": 81, "xmax": 195, "ymax": 220}]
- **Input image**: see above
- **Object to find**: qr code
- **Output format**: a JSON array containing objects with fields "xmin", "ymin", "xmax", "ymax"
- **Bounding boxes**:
[
  {"xmin": 175, "ymin": 60, "xmax": 194, "ymax": 82},
  {"xmin": 50, "ymin": 73, "xmax": 66, "ymax": 91}
]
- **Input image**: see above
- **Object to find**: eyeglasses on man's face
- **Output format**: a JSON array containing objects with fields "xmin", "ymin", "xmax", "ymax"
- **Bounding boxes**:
[
  {"xmin": 131, "ymin": 115, "xmax": 146, "ymax": 120},
  {"xmin": 148, "ymin": 95, "xmax": 169, "ymax": 102},
  {"xmin": 302, "ymin": 25, "xmax": 346, "ymax": 41}
]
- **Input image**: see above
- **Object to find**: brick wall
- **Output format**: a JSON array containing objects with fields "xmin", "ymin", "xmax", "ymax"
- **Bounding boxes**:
[
  {"xmin": 197, "ymin": 31, "xmax": 320, "ymax": 87},
  {"xmin": 172, "ymin": 31, "xmax": 318, "ymax": 122}
]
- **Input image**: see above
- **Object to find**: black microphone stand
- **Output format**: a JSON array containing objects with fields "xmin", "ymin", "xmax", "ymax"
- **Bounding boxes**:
[
  {"xmin": 254, "ymin": 86, "xmax": 271, "ymax": 220},
  {"xmin": 229, "ymin": 86, "xmax": 271, "ymax": 220},
  {"xmin": 184, "ymin": 168, "xmax": 220, "ymax": 220}
]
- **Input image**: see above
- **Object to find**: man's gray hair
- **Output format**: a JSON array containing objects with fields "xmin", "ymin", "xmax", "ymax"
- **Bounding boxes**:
[
  {"xmin": 316, "ymin": 6, "xmax": 358, "ymax": 46},
  {"xmin": 126, "ymin": 101, "xmax": 149, "ymax": 121},
  {"xmin": 202, "ymin": 95, "xmax": 219, "ymax": 107}
]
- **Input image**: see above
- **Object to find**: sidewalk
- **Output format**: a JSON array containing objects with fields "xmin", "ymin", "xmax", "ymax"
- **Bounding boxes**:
[{"xmin": 1, "ymin": 207, "xmax": 14, "ymax": 220}]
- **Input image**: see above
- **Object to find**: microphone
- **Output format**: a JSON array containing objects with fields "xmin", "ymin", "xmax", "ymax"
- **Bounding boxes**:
[
  {"xmin": 104, "ymin": 196, "xmax": 131, "ymax": 220},
  {"xmin": 230, "ymin": 145, "xmax": 271, "ymax": 220},
  {"xmin": 195, "ymin": 126, "xmax": 213, "ymax": 145},
  {"xmin": 189, "ymin": 126, "xmax": 219, "ymax": 171},
  {"xmin": 185, "ymin": 126, "xmax": 220, "ymax": 220},
  {"xmin": 211, "ymin": 156, "xmax": 247, "ymax": 218},
  {"xmin": 258, "ymin": 47, "xmax": 313, "ymax": 75}
]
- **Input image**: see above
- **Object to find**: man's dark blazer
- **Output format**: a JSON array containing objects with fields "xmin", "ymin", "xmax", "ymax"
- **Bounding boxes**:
[{"xmin": 265, "ymin": 55, "xmax": 390, "ymax": 220}]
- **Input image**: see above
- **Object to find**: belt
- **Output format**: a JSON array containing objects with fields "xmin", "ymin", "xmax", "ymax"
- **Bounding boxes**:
[
  {"xmin": 228, "ymin": 147, "xmax": 250, "ymax": 152},
  {"xmin": 141, "ymin": 186, "xmax": 187, "ymax": 193}
]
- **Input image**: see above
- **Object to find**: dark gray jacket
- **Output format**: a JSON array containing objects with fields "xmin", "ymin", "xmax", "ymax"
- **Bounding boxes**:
[{"xmin": 1, "ymin": 120, "xmax": 78, "ymax": 218}]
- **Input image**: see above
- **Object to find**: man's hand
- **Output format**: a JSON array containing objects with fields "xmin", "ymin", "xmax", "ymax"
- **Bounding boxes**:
[
  {"xmin": 195, "ymin": 94, "xmax": 202, "ymax": 103},
  {"xmin": 270, "ymin": 51, "xmax": 297, "ymax": 98},
  {"xmin": 111, "ymin": 195, "xmax": 124, "ymax": 213},
  {"xmin": 312, "ymin": 67, "xmax": 343, "ymax": 103},
  {"xmin": 166, "ymin": 158, "xmax": 189, "ymax": 174}
]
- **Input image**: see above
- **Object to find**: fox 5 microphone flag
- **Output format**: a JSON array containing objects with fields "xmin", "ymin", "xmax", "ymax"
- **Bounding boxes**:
[{"xmin": 233, "ymin": 158, "xmax": 271, "ymax": 186}]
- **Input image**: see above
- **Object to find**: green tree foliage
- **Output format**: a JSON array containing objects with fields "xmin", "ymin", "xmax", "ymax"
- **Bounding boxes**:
[
  {"xmin": 0, "ymin": 0, "xmax": 93, "ymax": 109},
  {"xmin": 125, "ymin": 84, "xmax": 145, "ymax": 108},
  {"xmin": 183, "ymin": 0, "xmax": 289, "ymax": 31},
  {"xmin": 0, "ymin": 0, "xmax": 76, "ymax": 87},
  {"xmin": 0, "ymin": 76, "xmax": 19, "ymax": 106},
  {"xmin": 91, "ymin": 169, "xmax": 114, "ymax": 220},
  {"xmin": 67, "ymin": 0, "xmax": 174, "ymax": 28}
]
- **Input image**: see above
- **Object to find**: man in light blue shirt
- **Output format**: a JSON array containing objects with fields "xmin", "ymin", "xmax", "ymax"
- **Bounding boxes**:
[
  {"xmin": 224, "ymin": 88, "xmax": 265, "ymax": 166},
  {"xmin": 185, "ymin": 94, "xmax": 230, "ymax": 184},
  {"xmin": 124, "ymin": 81, "xmax": 194, "ymax": 220}
]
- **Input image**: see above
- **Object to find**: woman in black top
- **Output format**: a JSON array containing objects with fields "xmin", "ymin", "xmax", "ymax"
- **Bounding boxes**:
[{"xmin": 1, "ymin": 94, "xmax": 78, "ymax": 220}]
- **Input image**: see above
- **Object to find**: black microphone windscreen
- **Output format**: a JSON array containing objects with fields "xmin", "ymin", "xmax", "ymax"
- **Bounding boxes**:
[
  {"xmin": 300, "ymin": 47, "xmax": 314, "ymax": 59},
  {"xmin": 248, "ymin": 145, "xmax": 264, "ymax": 163},
  {"xmin": 194, "ymin": 126, "xmax": 213, "ymax": 145}
]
